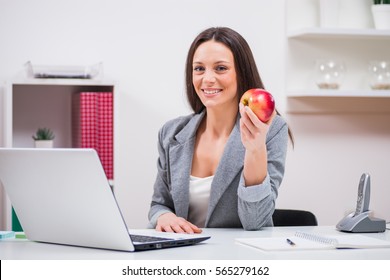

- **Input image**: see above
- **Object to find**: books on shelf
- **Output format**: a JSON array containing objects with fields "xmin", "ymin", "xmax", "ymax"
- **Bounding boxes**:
[
  {"xmin": 72, "ymin": 92, "xmax": 114, "ymax": 180},
  {"xmin": 236, "ymin": 231, "xmax": 390, "ymax": 251}
]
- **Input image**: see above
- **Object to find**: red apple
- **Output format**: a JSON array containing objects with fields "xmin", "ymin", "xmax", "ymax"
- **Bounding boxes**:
[{"xmin": 240, "ymin": 88, "xmax": 275, "ymax": 122}]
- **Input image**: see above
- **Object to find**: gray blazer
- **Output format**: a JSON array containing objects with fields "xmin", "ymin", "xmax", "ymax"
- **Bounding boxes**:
[{"xmin": 148, "ymin": 110, "xmax": 288, "ymax": 230}]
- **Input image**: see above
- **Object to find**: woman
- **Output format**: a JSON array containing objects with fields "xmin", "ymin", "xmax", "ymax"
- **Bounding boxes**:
[{"xmin": 148, "ymin": 27, "xmax": 292, "ymax": 233}]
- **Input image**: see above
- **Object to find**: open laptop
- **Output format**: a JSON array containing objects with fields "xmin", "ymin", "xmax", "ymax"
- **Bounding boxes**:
[{"xmin": 0, "ymin": 148, "xmax": 210, "ymax": 251}]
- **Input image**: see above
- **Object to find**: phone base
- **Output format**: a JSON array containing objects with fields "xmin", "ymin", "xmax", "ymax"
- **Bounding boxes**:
[{"xmin": 336, "ymin": 211, "xmax": 386, "ymax": 233}]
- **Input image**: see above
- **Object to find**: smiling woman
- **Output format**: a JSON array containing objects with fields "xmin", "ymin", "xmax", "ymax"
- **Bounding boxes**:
[{"xmin": 148, "ymin": 27, "xmax": 292, "ymax": 233}]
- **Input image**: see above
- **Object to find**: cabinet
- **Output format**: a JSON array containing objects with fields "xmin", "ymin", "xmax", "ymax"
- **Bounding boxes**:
[
  {"xmin": 1, "ymin": 77, "xmax": 115, "ymax": 230},
  {"xmin": 285, "ymin": 27, "xmax": 390, "ymax": 113}
]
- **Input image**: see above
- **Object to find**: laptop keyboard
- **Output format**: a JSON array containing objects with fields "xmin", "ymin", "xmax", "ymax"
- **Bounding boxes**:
[{"xmin": 130, "ymin": 234, "xmax": 173, "ymax": 243}]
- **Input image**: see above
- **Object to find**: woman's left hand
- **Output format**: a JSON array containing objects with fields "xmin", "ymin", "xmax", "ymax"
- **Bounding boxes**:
[
  {"xmin": 239, "ymin": 103, "xmax": 275, "ymax": 152},
  {"xmin": 239, "ymin": 103, "xmax": 275, "ymax": 186}
]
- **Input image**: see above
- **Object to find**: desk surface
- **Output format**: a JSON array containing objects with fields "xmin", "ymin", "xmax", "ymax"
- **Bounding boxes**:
[{"xmin": 1, "ymin": 226, "xmax": 390, "ymax": 260}]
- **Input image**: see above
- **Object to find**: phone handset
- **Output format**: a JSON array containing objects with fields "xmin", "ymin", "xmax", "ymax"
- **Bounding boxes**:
[
  {"xmin": 337, "ymin": 172, "xmax": 385, "ymax": 232},
  {"xmin": 354, "ymin": 173, "xmax": 370, "ymax": 217}
]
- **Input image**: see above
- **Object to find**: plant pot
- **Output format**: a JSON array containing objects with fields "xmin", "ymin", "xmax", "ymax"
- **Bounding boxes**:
[
  {"xmin": 319, "ymin": 0, "xmax": 340, "ymax": 28},
  {"xmin": 338, "ymin": 0, "xmax": 374, "ymax": 29},
  {"xmin": 34, "ymin": 140, "xmax": 54, "ymax": 148},
  {"xmin": 372, "ymin": 4, "xmax": 390, "ymax": 30}
]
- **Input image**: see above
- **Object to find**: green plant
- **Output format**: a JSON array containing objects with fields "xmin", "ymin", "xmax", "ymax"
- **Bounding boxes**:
[
  {"xmin": 374, "ymin": 0, "xmax": 390, "ymax": 4},
  {"xmin": 32, "ymin": 127, "xmax": 55, "ymax": 140}
]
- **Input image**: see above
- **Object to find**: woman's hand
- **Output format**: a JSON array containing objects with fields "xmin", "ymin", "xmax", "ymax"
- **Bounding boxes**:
[
  {"xmin": 156, "ymin": 212, "xmax": 202, "ymax": 234},
  {"xmin": 239, "ymin": 103, "xmax": 274, "ymax": 151},
  {"xmin": 239, "ymin": 103, "xmax": 275, "ymax": 186}
]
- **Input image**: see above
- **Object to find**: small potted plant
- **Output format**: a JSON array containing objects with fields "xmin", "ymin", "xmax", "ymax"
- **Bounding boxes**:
[
  {"xmin": 372, "ymin": 0, "xmax": 390, "ymax": 29},
  {"xmin": 32, "ymin": 127, "xmax": 55, "ymax": 148}
]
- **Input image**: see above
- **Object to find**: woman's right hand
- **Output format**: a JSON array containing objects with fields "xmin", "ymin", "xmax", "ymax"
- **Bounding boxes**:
[{"xmin": 156, "ymin": 212, "xmax": 202, "ymax": 234}]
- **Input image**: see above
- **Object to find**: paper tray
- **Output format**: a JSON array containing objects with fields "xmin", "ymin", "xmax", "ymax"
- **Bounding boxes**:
[{"xmin": 25, "ymin": 61, "xmax": 103, "ymax": 79}]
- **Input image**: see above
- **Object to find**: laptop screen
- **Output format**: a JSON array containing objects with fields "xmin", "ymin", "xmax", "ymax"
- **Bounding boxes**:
[{"xmin": 0, "ymin": 148, "xmax": 135, "ymax": 251}]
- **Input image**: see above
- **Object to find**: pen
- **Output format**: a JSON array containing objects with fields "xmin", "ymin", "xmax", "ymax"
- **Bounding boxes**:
[{"xmin": 286, "ymin": 238, "xmax": 296, "ymax": 246}]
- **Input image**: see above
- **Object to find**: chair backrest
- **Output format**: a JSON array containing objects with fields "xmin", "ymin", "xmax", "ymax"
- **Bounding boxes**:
[{"xmin": 272, "ymin": 209, "xmax": 318, "ymax": 227}]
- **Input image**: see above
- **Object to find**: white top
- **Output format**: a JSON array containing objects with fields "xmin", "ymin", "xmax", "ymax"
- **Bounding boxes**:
[{"xmin": 188, "ymin": 175, "xmax": 214, "ymax": 228}]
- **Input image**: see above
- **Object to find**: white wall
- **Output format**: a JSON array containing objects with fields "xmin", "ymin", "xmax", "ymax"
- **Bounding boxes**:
[{"xmin": 0, "ymin": 0, "xmax": 389, "ymax": 229}]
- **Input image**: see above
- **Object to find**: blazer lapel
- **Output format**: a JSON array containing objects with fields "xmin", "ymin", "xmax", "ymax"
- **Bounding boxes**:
[
  {"xmin": 167, "ymin": 112, "xmax": 204, "ymax": 219},
  {"xmin": 206, "ymin": 116, "xmax": 245, "ymax": 224}
]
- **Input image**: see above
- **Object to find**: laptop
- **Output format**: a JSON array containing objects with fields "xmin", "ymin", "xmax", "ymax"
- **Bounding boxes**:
[{"xmin": 0, "ymin": 148, "xmax": 210, "ymax": 251}]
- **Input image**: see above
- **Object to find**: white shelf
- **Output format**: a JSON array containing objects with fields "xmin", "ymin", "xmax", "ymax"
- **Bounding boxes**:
[
  {"xmin": 6, "ymin": 83, "xmax": 115, "ymax": 148},
  {"xmin": 287, "ymin": 89, "xmax": 390, "ymax": 98},
  {"xmin": 286, "ymin": 26, "xmax": 390, "ymax": 113},
  {"xmin": 287, "ymin": 28, "xmax": 390, "ymax": 39},
  {"xmin": 11, "ymin": 77, "xmax": 114, "ymax": 86}
]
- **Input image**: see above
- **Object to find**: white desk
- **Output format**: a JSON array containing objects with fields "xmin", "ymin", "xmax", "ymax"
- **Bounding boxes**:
[{"xmin": 1, "ymin": 226, "xmax": 390, "ymax": 260}]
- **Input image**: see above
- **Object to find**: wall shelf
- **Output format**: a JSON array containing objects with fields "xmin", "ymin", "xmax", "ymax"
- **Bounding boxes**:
[
  {"xmin": 285, "ymin": 27, "xmax": 390, "ymax": 112},
  {"xmin": 287, "ymin": 89, "xmax": 390, "ymax": 98},
  {"xmin": 287, "ymin": 28, "xmax": 390, "ymax": 40},
  {"xmin": 12, "ymin": 77, "xmax": 114, "ymax": 86},
  {"xmin": 5, "ymin": 82, "xmax": 115, "ymax": 148}
]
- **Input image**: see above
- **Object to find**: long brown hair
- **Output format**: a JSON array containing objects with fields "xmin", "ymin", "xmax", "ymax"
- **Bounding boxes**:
[{"xmin": 185, "ymin": 27, "xmax": 294, "ymax": 146}]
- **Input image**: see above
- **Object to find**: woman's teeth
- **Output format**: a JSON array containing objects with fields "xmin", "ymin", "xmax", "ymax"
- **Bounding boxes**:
[{"xmin": 203, "ymin": 89, "xmax": 221, "ymax": 95}]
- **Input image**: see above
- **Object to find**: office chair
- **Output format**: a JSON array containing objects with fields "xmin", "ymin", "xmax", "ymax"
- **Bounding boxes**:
[{"xmin": 272, "ymin": 209, "xmax": 318, "ymax": 227}]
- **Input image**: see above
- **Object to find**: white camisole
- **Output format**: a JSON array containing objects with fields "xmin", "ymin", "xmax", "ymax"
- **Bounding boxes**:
[{"xmin": 188, "ymin": 175, "xmax": 214, "ymax": 228}]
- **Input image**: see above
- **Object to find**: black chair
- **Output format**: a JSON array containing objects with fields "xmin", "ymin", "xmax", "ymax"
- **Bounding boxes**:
[{"xmin": 272, "ymin": 209, "xmax": 318, "ymax": 227}]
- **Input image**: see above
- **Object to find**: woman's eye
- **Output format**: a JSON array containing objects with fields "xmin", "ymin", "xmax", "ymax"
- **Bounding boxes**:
[
  {"xmin": 193, "ymin": 66, "xmax": 205, "ymax": 72},
  {"xmin": 216, "ymin": 65, "xmax": 228, "ymax": 72}
]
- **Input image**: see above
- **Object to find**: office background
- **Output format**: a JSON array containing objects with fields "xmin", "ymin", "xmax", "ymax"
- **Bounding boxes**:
[{"xmin": 0, "ymin": 0, "xmax": 389, "ymax": 229}]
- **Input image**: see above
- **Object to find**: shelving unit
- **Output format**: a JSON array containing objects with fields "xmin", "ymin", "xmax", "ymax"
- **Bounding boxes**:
[
  {"xmin": 285, "ymin": 27, "xmax": 390, "ymax": 112},
  {"xmin": 287, "ymin": 89, "xmax": 390, "ymax": 98},
  {"xmin": 1, "ymin": 77, "xmax": 116, "ymax": 230},
  {"xmin": 287, "ymin": 28, "xmax": 390, "ymax": 39},
  {"xmin": 4, "ymin": 78, "xmax": 115, "ymax": 148}
]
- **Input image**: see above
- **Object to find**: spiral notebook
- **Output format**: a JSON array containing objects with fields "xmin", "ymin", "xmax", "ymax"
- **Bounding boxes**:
[{"xmin": 236, "ymin": 232, "xmax": 390, "ymax": 251}]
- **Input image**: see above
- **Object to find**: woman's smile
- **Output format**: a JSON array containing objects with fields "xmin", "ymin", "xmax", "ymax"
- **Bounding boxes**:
[{"xmin": 202, "ymin": 88, "xmax": 222, "ymax": 96}]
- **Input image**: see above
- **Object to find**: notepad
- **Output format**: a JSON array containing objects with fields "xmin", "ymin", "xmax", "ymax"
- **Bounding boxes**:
[
  {"xmin": 0, "ymin": 231, "xmax": 15, "ymax": 239},
  {"xmin": 236, "ymin": 231, "xmax": 390, "ymax": 251}
]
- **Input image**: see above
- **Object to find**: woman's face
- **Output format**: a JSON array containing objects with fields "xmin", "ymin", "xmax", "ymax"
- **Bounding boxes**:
[{"xmin": 192, "ymin": 40, "xmax": 237, "ymax": 111}]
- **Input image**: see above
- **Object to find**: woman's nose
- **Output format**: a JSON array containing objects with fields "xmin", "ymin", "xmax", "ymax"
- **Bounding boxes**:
[{"xmin": 203, "ymin": 70, "xmax": 216, "ymax": 83}]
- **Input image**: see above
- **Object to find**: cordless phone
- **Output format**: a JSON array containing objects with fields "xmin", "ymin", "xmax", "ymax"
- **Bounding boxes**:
[
  {"xmin": 336, "ymin": 173, "xmax": 385, "ymax": 233},
  {"xmin": 353, "ymin": 173, "xmax": 370, "ymax": 217}
]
